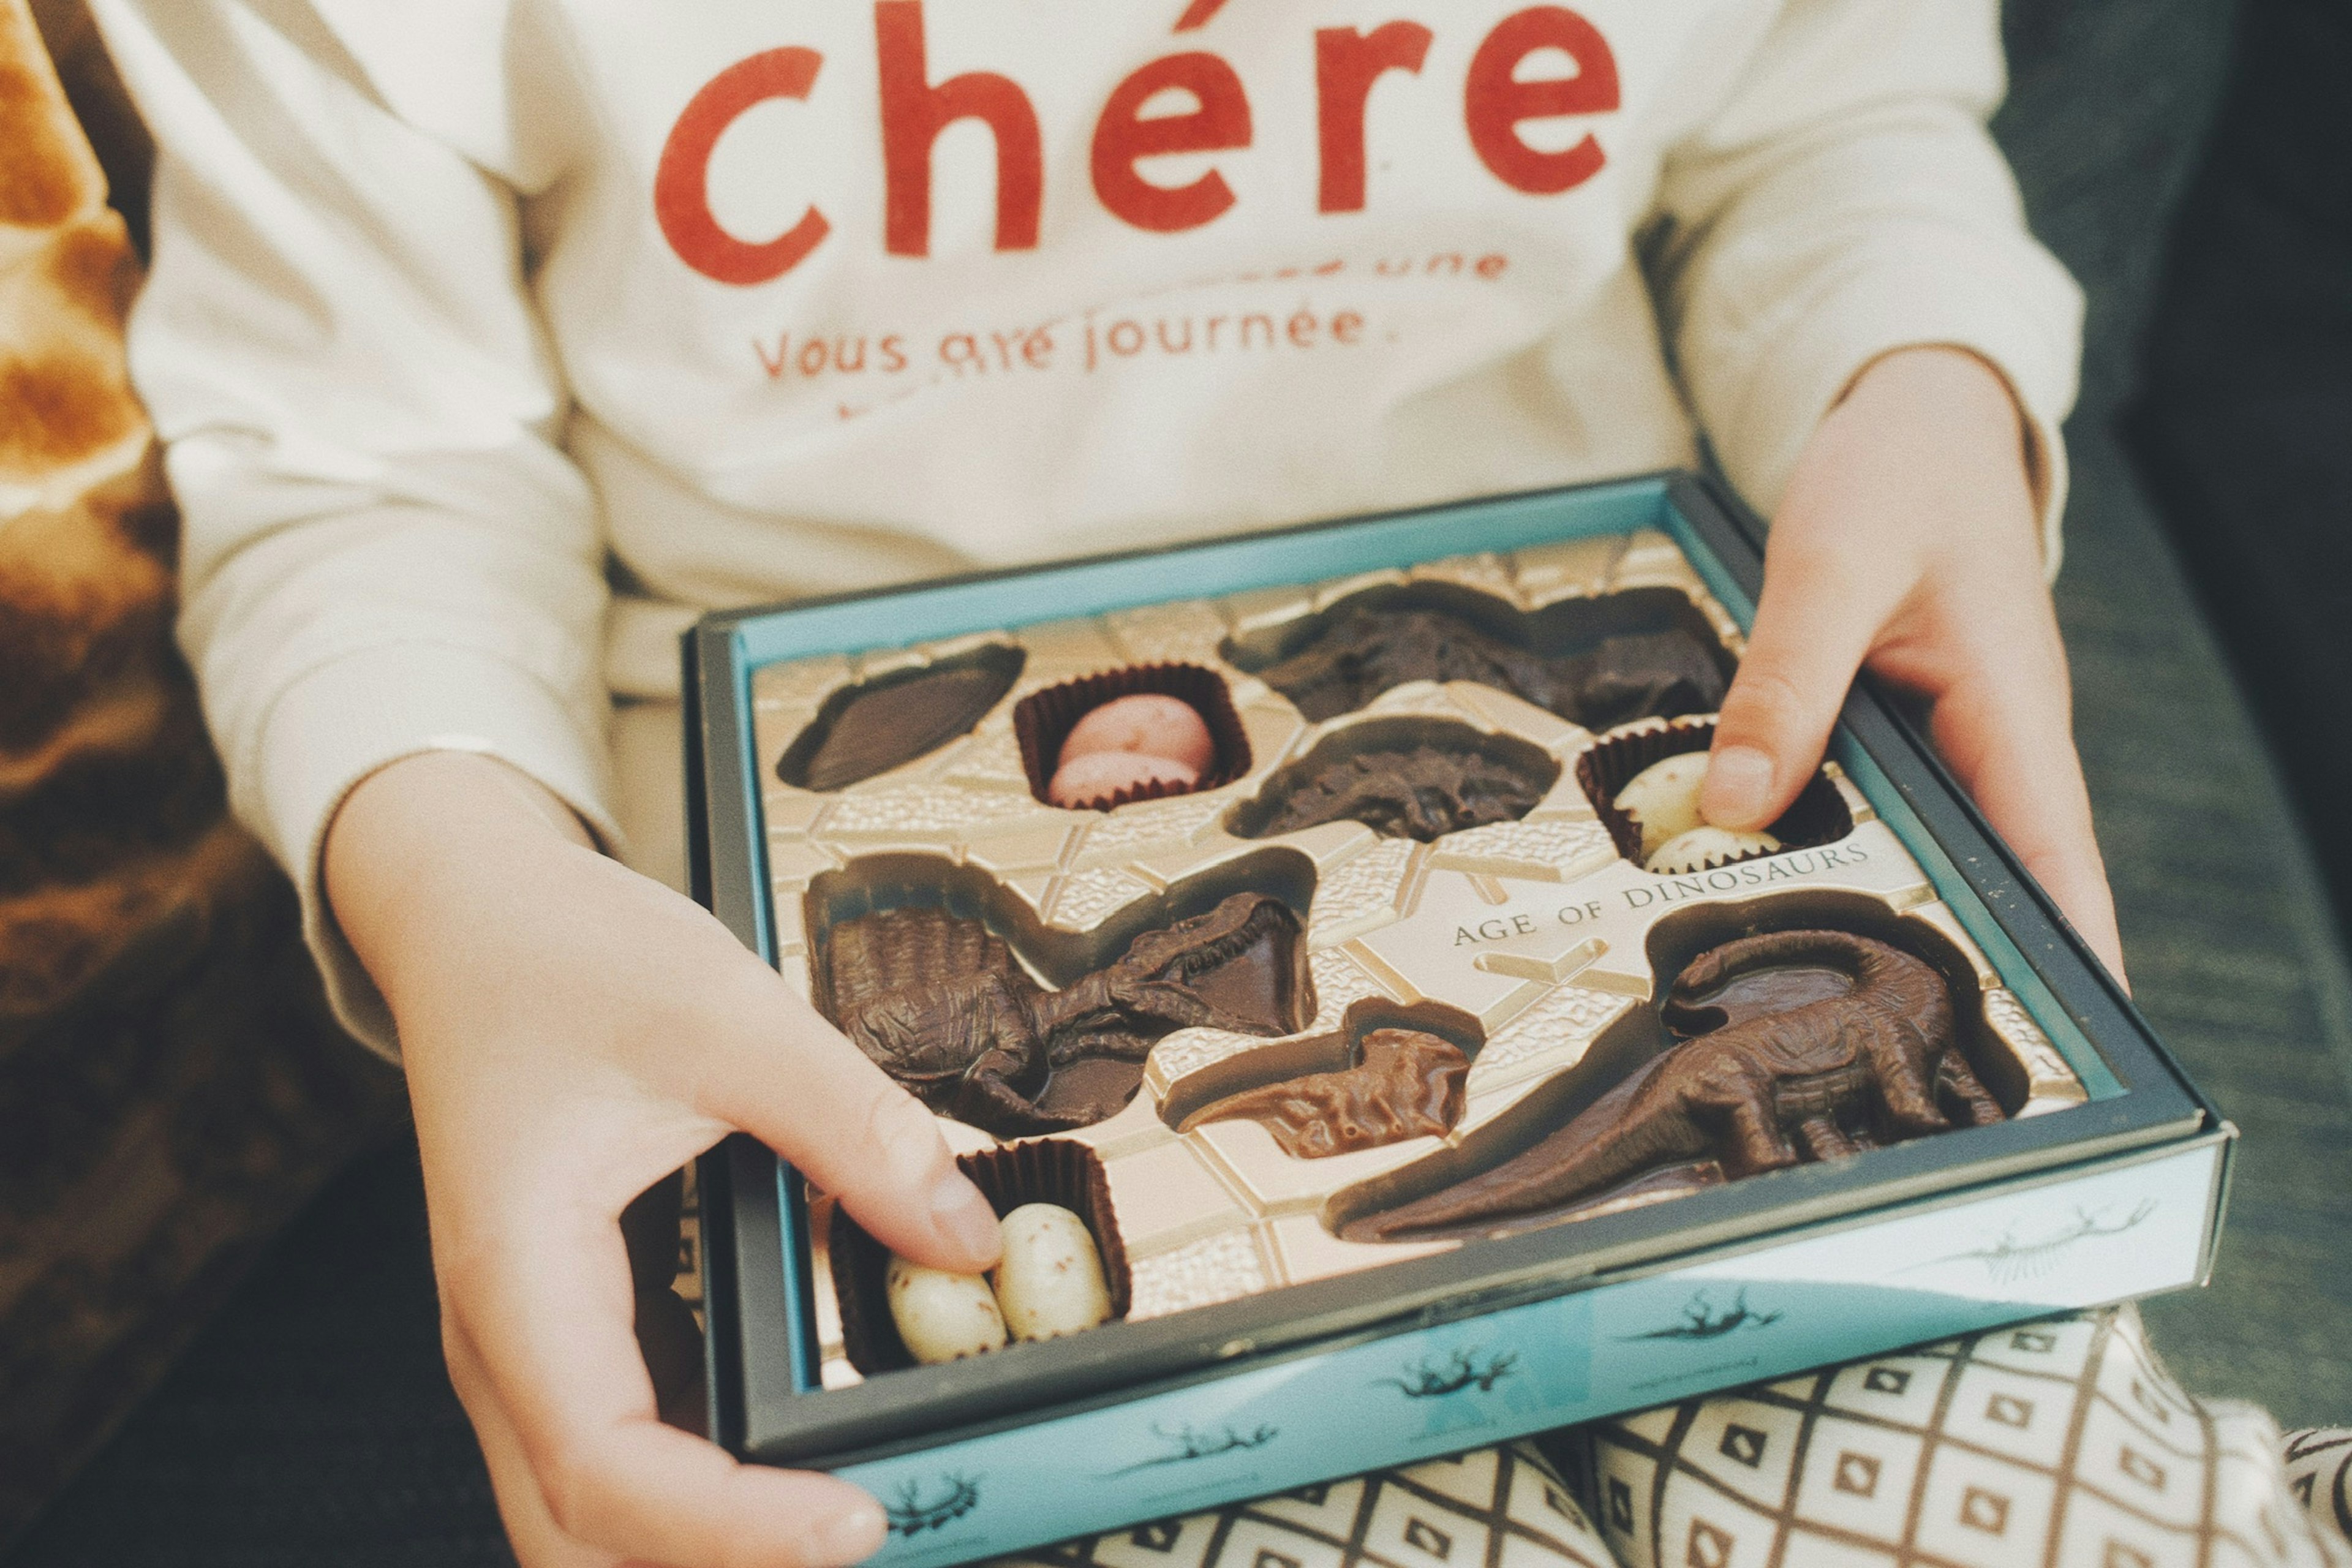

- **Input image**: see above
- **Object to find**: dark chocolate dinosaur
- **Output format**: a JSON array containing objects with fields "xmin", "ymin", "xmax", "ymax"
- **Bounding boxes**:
[
  {"xmin": 1346, "ymin": 930, "xmax": 2003, "ymax": 1240},
  {"xmin": 819, "ymin": 892, "xmax": 1310, "ymax": 1139},
  {"xmin": 1256, "ymin": 606, "xmax": 1725, "ymax": 727},
  {"xmin": 1245, "ymin": 744, "xmax": 1551, "ymax": 842}
]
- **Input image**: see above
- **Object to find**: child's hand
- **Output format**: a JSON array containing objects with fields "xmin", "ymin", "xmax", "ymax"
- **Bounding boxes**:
[
  {"xmin": 1699, "ymin": 345, "xmax": 2127, "ymax": 983},
  {"xmin": 326, "ymin": 752, "xmax": 1004, "ymax": 1568}
]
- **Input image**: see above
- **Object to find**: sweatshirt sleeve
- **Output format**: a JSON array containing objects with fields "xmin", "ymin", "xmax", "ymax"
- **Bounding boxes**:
[
  {"xmin": 89, "ymin": 0, "xmax": 617, "ymax": 1057},
  {"xmin": 1649, "ymin": 0, "xmax": 2084, "ymax": 570}
]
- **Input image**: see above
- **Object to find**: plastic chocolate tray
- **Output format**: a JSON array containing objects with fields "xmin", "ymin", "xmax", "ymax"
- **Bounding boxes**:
[{"xmin": 687, "ymin": 473, "xmax": 2228, "ymax": 1566}]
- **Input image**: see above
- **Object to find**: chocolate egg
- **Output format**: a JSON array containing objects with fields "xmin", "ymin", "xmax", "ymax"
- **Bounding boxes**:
[
  {"xmin": 1614, "ymin": 752, "xmax": 1711, "ymax": 860},
  {"xmin": 1060, "ymin": 694, "xmax": 1217, "ymax": 775},
  {"xmin": 1645, "ymin": 824, "xmax": 1781, "ymax": 875},
  {"xmin": 990, "ymin": 1203, "xmax": 1113, "ymax": 1343},
  {"xmin": 1047, "ymin": 750, "xmax": 1199, "ymax": 809},
  {"xmin": 885, "ymin": 1256, "xmax": 1008, "ymax": 1365}
]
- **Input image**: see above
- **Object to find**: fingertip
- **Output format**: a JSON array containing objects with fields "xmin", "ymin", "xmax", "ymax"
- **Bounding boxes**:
[
  {"xmin": 1701, "ymin": 744, "xmax": 1778, "ymax": 832},
  {"xmin": 783, "ymin": 1082, "xmax": 960, "ymax": 1261},
  {"xmin": 696, "ymin": 1457, "xmax": 889, "ymax": 1568},
  {"xmin": 810, "ymin": 1489, "xmax": 889, "ymax": 1565},
  {"xmin": 925, "ymin": 1169, "xmax": 1003, "ymax": 1272},
  {"xmin": 869, "ymin": 1093, "xmax": 999, "ymax": 1270},
  {"xmin": 833, "ymin": 1152, "xmax": 1000, "ymax": 1275},
  {"xmin": 2082, "ymin": 921, "xmax": 2131, "ymax": 995}
]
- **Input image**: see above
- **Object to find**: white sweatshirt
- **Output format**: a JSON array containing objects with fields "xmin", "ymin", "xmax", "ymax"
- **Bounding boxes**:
[{"xmin": 91, "ymin": 0, "xmax": 2081, "ymax": 1051}]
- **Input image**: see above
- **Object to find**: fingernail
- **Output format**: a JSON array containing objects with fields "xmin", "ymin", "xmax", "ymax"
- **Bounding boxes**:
[
  {"xmin": 932, "ymin": 1174, "xmax": 1002, "ymax": 1262},
  {"xmin": 1705, "ymin": 745, "xmax": 1775, "ymax": 829},
  {"xmin": 816, "ymin": 1499, "xmax": 887, "ymax": 1562}
]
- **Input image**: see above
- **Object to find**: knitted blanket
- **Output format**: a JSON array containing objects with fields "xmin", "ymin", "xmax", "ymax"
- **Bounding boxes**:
[{"xmin": 0, "ymin": 0, "xmax": 402, "ymax": 1544}]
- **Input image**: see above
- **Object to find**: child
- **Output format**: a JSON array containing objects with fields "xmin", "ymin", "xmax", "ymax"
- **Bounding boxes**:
[{"xmin": 89, "ymin": 1, "xmax": 2131, "ymax": 1563}]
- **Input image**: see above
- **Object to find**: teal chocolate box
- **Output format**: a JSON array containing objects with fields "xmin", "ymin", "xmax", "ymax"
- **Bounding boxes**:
[{"xmin": 684, "ymin": 472, "xmax": 2229, "ymax": 1566}]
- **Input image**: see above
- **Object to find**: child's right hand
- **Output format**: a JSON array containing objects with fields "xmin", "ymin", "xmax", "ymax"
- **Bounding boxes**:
[{"xmin": 326, "ymin": 750, "xmax": 1003, "ymax": 1568}]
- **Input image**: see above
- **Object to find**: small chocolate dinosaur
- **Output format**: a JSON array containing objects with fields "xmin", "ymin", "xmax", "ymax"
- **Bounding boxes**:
[
  {"xmin": 1245, "ymin": 744, "xmax": 1551, "ymax": 842},
  {"xmin": 1347, "ymin": 930, "xmax": 2003, "ymax": 1240},
  {"xmin": 1182, "ymin": 1028, "xmax": 1471, "ymax": 1158},
  {"xmin": 1255, "ymin": 606, "xmax": 1725, "ymax": 727},
  {"xmin": 818, "ymin": 892, "xmax": 1310, "ymax": 1139}
]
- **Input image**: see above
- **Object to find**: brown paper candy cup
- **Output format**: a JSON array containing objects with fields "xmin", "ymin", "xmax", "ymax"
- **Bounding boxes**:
[
  {"xmin": 1574, "ymin": 717, "xmax": 1853, "ymax": 868},
  {"xmin": 1014, "ymin": 663, "xmax": 1250, "ymax": 811},
  {"xmin": 832, "ymin": 1138, "xmax": 1132, "ymax": 1376}
]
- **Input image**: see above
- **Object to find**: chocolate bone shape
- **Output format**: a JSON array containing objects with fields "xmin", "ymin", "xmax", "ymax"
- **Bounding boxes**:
[
  {"xmin": 1256, "ymin": 606, "xmax": 1725, "ymax": 728},
  {"xmin": 821, "ymin": 892, "xmax": 1308, "ymax": 1140},
  {"xmin": 1347, "ymin": 930, "xmax": 2003, "ymax": 1241},
  {"xmin": 1182, "ymin": 1028, "xmax": 1471, "ymax": 1158}
]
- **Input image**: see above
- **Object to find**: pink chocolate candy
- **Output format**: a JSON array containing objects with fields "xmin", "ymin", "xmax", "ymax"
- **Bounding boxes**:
[
  {"xmin": 1047, "ymin": 750, "xmax": 1200, "ymax": 809},
  {"xmin": 1058, "ymin": 694, "xmax": 1216, "ymax": 777}
]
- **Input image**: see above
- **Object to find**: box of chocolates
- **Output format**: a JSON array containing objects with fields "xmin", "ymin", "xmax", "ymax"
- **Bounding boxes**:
[{"xmin": 685, "ymin": 472, "xmax": 2229, "ymax": 1564}]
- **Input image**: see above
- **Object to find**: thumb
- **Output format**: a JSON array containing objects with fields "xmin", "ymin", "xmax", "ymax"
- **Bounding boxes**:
[
  {"xmin": 709, "ymin": 986, "xmax": 1003, "ymax": 1275},
  {"xmin": 1702, "ymin": 544, "xmax": 1889, "ymax": 832}
]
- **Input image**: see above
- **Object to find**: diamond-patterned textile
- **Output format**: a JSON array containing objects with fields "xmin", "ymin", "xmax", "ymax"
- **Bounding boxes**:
[
  {"xmin": 997, "ymin": 1444, "xmax": 1616, "ymax": 1568},
  {"xmin": 1561, "ymin": 1306, "xmax": 2351, "ymax": 1568},
  {"xmin": 993, "ymin": 1312, "xmax": 2350, "ymax": 1568}
]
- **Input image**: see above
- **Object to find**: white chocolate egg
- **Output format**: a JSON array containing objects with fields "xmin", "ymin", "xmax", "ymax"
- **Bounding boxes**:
[
  {"xmin": 1047, "ymin": 750, "xmax": 1199, "ymax": 808},
  {"xmin": 1645, "ymin": 825, "xmax": 1781, "ymax": 875},
  {"xmin": 1613, "ymin": 752, "xmax": 1712, "ymax": 860},
  {"xmin": 1060, "ymin": 694, "xmax": 1217, "ymax": 775},
  {"xmin": 885, "ymin": 1256, "xmax": 1008, "ymax": 1365},
  {"xmin": 990, "ymin": 1203, "xmax": 1113, "ymax": 1343}
]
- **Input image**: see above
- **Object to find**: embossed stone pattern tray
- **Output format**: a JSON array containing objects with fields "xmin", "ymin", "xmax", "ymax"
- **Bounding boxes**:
[{"xmin": 743, "ymin": 528, "xmax": 2094, "ymax": 1393}]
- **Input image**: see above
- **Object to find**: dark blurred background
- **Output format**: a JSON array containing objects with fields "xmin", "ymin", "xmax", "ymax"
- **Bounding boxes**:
[{"xmin": 5, "ymin": 0, "xmax": 2350, "ymax": 1562}]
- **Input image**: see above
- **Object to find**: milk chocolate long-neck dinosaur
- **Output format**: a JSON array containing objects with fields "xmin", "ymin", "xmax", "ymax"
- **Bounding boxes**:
[
  {"xmin": 1348, "ymin": 930, "xmax": 2002, "ymax": 1241},
  {"xmin": 820, "ymin": 892, "xmax": 1309, "ymax": 1139}
]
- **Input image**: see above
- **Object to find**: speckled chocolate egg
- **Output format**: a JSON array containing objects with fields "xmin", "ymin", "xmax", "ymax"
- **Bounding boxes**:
[
  {"xmin": 886, "ymin": 1256, "xmax": 1008, "ymax": 1364},
  {"xmin": 1614, "ymin": 752, "xmax": 1711, "ymax": 859},
  {"xmin": 990, "ymin": 1203, "xmax": 1113, "ymax": 1343}
]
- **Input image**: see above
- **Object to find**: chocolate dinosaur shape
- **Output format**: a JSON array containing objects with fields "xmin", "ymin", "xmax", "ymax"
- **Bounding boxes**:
[
  {"xmin": 819, "ymin": 892, "xmax": 1309, "ymax": 1139},
  {"xmin": 1182, "ymin": 1028, "xmax": 1471, "ymax": 1158},
  {"xmin": 1255, "ymin": 606, "xmax": 1726, "ymax": 727},
  {"xmin": 1346, "ymin": 930, "xmax": 2003, "ymax": 1241},
  {"xmin": 1244, "ymin": 744, "xmax": 1551, "ymax": 842}
]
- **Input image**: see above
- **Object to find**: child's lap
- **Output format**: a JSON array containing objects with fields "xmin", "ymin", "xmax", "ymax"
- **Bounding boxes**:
[{"xmin": 992, "ymin": 1308, "xmax": 2352, "ymax": 1568}]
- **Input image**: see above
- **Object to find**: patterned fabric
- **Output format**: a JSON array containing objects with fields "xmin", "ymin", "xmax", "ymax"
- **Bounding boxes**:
[
  {"xmin": 0, "ymin": 1, "xmax": 403, "ymax": 1545},
  {"xmin": 2285, "ymin": 1431, "xmax": 2352, "ymax": 1558},
  {"xmin": 998, "ymin": 1442, "xmax": 1618, "ymax": 1568},
  {"xmin": 1560, "ymin": 1307, "xmax": 2350, "ymax": 1568},
  {"xmin": 998, "ymin": 1312, "xmax": 2350, "ymax": 1568}
]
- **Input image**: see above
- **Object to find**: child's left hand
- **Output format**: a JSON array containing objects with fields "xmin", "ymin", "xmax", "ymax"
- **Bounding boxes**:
[{"xmin": 1698, "ymin": 345, "xmax": 2128, "ymax": 984}]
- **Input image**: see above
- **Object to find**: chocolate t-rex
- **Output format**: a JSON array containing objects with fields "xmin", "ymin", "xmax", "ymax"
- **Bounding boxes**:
[
  {"xmin": 1256, "ymin": 606, "xmax": 1726, "ymax": 728},
  {"xmin": 819, "ymin": 892, "xmax": 1310, "ymax": 1138},
  {"xmin": 1347, "ymin": 930, "xmax": 2003, "ymax": 1240}
]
